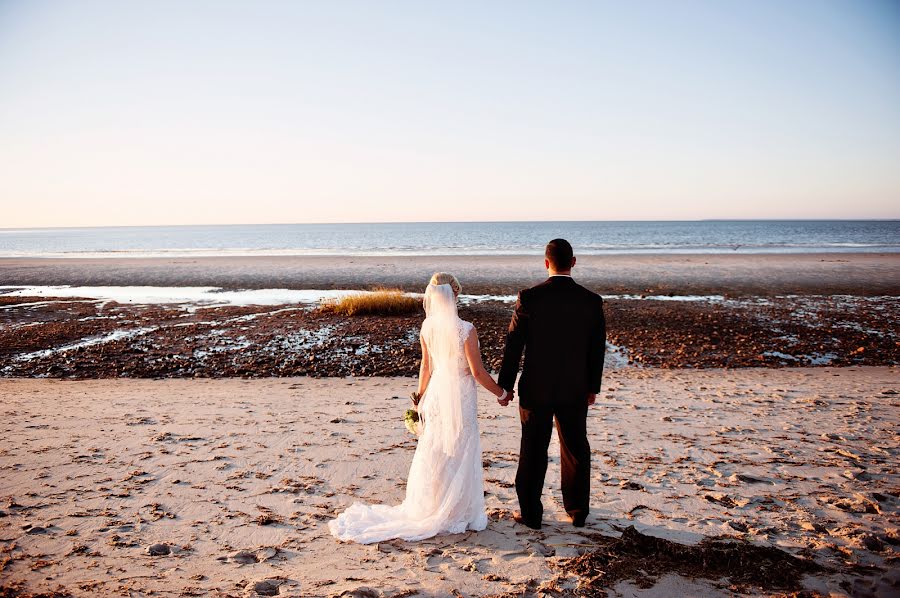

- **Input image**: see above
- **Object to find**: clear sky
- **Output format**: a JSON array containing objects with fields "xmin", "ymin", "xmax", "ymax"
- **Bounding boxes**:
[{"xmin": 1, "ymin": 0, "xmax": 899, "ymax": 228}]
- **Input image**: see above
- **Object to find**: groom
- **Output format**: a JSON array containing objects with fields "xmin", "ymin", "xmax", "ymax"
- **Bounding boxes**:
[{"xmin": 497, "ymin": 239, "xmax": 606, "ymax": 529}]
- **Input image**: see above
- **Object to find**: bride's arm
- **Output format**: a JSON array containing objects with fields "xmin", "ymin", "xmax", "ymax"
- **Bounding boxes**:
[
  {"xmin": 463, "ymin": 328, "xmax": 507, "ymax": 402},
  {"xmin": 417, "ymin": 335, "xmax": 432, "ymax": 399}
]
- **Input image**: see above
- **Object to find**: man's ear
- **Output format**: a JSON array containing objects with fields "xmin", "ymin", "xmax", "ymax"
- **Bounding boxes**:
[
  {"xmin": 544, "ymin": 258, "xmax": 551, "ymax": 270},
  {"xmin": 571, "ymin": 256, "xmax": 577, "ymax": 269}
]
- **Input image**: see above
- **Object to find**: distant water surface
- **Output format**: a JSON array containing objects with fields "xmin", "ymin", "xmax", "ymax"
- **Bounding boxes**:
[{"xmin": 1, "ymin": 221, "xmax": 897, "ymax": 257}]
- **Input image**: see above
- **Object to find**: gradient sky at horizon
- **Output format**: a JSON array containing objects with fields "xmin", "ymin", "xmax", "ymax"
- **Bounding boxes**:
[{"xmin": 1, "ymin": 0, "xmax": 899, "ymax": 228}]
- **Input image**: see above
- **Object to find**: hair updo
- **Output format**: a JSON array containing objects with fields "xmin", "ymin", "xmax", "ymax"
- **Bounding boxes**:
[{"xmin": 429, "ymin": 272, "xmax": 462, "ymax": 296}]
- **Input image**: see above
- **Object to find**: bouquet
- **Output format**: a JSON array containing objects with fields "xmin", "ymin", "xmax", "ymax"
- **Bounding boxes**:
[
  {"xmin": 404, "ymin": 391, "xmax": 424, "ymax": 436},
  {"xmin": 404, "ymin": 409, "xmax": 421, "ymax": 435}
]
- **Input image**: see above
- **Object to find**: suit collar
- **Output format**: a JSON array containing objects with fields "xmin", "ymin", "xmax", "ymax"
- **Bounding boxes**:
[{"xmin": 546, "ymin": 275, "xmax": 575, "ymax": 285}]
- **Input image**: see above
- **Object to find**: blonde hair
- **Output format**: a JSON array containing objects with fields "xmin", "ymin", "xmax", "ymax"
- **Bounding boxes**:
[{"xmin": 429, "ymin": 272, "xmax": 462, "ymax": 296}]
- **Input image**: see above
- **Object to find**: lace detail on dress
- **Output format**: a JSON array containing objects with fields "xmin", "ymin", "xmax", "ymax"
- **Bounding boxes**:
[{"xmin": 459, "ymin": 320, "xmax": 475, "ymax": 346}]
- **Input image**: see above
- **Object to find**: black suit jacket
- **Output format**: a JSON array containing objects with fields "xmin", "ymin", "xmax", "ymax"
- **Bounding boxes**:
[{"xmin": 498, "ymin": 276, "xmax": 606, "ymax": 408}]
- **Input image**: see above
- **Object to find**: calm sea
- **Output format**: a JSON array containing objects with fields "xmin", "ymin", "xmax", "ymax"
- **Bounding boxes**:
[{"xmin": 1, "ymin": 221, "xmax": 898, "ymax": 258}]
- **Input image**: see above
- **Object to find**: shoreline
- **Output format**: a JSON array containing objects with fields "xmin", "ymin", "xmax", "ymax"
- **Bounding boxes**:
[
  {"xmin": 2, "ymin": 252, "xmax": 897, "ymax": 379},
  {"xmin": 1, "ymin": 369, "xmax": 897, "ymax": 597},
  {"xmin": 2, "ymin": 252, "xmax": 899, "ymax": 295}
]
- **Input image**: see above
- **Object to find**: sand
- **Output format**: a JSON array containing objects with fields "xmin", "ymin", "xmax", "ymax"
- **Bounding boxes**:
[
  {"xmin": 1, "ymin": 367, "xmax": 897, "ymax": 597},
  {"xmin": 2, "ymin": 253, "xmax": 899, "ymax": 295}
]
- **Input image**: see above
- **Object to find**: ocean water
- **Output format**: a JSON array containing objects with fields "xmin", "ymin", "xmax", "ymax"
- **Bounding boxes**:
[{"xmin": 0, "ymin": 220, "xmax": 897, "ymax": 258}]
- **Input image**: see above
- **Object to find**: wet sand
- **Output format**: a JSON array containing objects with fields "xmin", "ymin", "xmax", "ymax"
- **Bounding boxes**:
[
  {"xmin": 2, "ymin": 253, "xmax": 899, "ymax": 295},
  {"xmin": 1, "ymin": 368, "xmax": 897, "ymax": 597}
]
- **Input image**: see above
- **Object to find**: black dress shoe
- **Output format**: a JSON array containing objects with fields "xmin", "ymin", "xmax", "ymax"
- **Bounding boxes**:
[
  {"xmin": 569, "ymin": 514, "xmax": 587, "ymax": 527},
  {"xmin": 512, "ymin": 511, "xmax": 541, "ymax": 530}
]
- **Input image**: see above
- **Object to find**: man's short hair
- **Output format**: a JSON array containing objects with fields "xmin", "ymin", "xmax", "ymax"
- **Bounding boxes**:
[{"xmin": 545, "ymin": 238, "xmax": 574, "ymax": 271}]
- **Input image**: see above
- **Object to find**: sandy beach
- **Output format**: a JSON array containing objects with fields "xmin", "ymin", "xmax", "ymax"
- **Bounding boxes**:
[
  {"xmin": 4, "ymin": 1, "xmax": 899, "ymax": 595},
  {"xmin": 2, "ymin": 251, "xmax": 899, "ymax": 596},
  {"xmin": 1, "ymin": 368, "xmax": 897, "ymax": 597},
  {"xmin": 2, "ymin": 253, "xmax": 899, "ymax": 296}
]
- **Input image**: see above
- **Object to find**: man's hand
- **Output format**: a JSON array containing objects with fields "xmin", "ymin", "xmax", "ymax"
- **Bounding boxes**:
[
  {"xmin": 587, "ymin": 393, "xmax": 597, "ymax": 406},
  {"xmin": 498, "ymin": 389, "xmax": 513, "ymax": 407}
]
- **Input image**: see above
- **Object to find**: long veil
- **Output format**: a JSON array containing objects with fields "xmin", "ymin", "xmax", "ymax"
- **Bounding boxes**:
[
  {"xmin": 422, "ymin": 283, "xmax": 465, "ymax": 455},
  {"xmin": 326, "ymin": 281, "xmax": 488, "ymax": 544}
]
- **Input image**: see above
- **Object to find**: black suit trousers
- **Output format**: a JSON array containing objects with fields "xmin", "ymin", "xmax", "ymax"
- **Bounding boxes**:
[{"xmin": 515, "ymin": 400, "xmax": 590, "ymax": 524}]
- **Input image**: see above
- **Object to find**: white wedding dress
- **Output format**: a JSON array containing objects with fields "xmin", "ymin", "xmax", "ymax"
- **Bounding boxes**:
[{"xmin": 328, "ymin": 283, "xmax": 488, "ymax": 544}]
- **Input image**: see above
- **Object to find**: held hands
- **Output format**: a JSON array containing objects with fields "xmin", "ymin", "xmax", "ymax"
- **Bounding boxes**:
[{"xmin": 497, "ymin": 388, "xmax": 513, "ymax": 407}]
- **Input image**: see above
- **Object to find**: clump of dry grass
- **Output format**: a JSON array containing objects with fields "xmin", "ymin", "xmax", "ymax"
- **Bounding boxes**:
[{"xmin": 319, "ymin": 289, "xmax": 421, "ymax": 316}]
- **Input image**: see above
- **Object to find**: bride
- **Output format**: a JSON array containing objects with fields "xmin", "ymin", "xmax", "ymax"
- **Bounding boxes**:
[{"xmin": 328, "ymin": 272, "xmax": 510, "ymax": 544}]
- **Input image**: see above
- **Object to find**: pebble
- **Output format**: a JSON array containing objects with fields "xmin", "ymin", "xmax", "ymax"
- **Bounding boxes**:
[
  {"xmin": 147, "ymin": 543, "xmax": 171, "ymax": 556},
  {"xmin": 800, "ymin": 521, "xmax": 825, "ymax": 533},
  {"xmin": 249, "ymin": 579, "xmax": 281, "ymax": 596},
  {"xmin": 732, "ymin": 473, "xmax": 772, "ymax": 485},
  {"xmin": 861, "ymin": 534, "xmax": 885, "ymax": 552},
  {"xmin": 842, "ymin": 469, "xmax": 871, "ymax": 481},
  {"xmin": 231, "ymin": 549, "xmax": 258, "ymax": 564},
  {"xmin": 256, "ymin": 547, "xmax": 278, "ymax": 561},
  {"xmin": 729, "ymin": 520, "xmax": 750, "ymax": 533},
  {"xmin": 338, "ymin": 588, "xmax": 380, "ymax": 598},
  {"xmin": 619, "ymin": 480, "xmax": 644, "ymax": 491}
]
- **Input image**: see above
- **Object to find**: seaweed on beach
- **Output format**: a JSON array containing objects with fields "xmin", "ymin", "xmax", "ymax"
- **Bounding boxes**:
[
  {"xmin": 1, "ymin": 293, "xmax": 897, "ymax": 379},
  {"xmin": 553, "ymin": 525, "xmax": 823, "ymax": 597}
]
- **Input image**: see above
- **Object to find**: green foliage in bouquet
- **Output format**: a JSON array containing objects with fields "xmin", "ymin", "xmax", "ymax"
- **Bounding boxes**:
[{"xmin": 404, "ymin": 409, "xmax": 421, "ymax": 435}]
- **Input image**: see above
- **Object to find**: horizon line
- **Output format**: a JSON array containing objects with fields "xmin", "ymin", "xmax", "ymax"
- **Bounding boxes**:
[{"xmin": 3, "ymin": 217, "xmax": 900, "ymax": 232}]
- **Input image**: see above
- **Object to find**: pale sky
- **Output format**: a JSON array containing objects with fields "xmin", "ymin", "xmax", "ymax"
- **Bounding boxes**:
[{"xmin": 1, "ymin": 0, "xmax": 899, "ymax": 228}]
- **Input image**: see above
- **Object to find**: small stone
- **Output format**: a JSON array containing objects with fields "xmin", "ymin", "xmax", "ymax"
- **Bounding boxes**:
[
  {"xmin": 732, "ymin": 473, "xmax": 771, "ymax": 485},
  {"xmin": 232, "ymin": 549, "xmax": 258, "ymax": 564},
  {"xmin": 147, "ymin": 543, "xmax": 170, "ymax": 556},
  {"xmin": 729, "ymin": 520, "xmax": 749, "ymax": 533},
  {"xmin": 255, "ymin": 513, "xmax": 278, "ymax": 526},
  {"xmin": 842, "ymin": 469, "xmax": 871, "ymax": 481},
  {"xmin": 250, "ymin": 579, "xmax": 281, "ymax": 596},
  {"xmin": 861, "ymin": 534, "xmax": 885, "ymax": 552},
  {"xmin": 800, "ymin": 521, "xmax": 825, "ymax": 533},
  {"xmin": 256, "ymin": 547, "xmax": 278, "ymax": 561}
]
